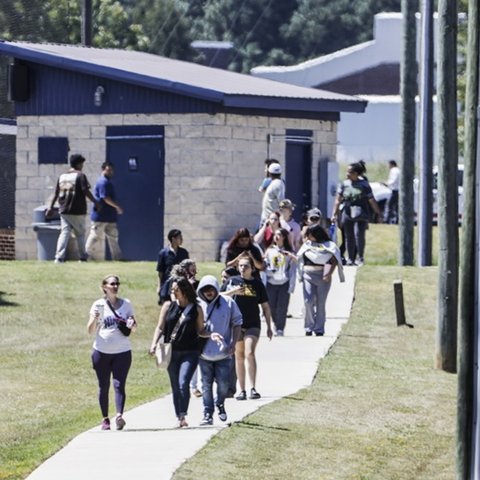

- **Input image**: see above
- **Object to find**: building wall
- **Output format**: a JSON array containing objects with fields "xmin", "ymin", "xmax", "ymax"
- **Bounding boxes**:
[{"xmin": 16, "ymin": 113, "xmax": 336, "ymax": 261}]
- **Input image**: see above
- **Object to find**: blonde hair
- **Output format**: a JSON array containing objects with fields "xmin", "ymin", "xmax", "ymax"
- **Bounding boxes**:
[{"xmin": 101, "ymin": 274, "xmax": 120, "ymax": 294}]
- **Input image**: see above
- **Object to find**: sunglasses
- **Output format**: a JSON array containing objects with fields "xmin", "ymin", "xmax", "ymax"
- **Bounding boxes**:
[{"xmin": 107, "ymin": 282, "xmax": 120, "ymax": 286}]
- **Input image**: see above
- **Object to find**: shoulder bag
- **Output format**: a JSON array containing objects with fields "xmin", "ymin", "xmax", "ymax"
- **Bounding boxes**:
[
  {"xmin": 155, "ymin": 303, "xmax": 194, "ymax": 369},
  {"xmin": 106, "ymin": 299, "xmax": 133, "ymax": 337}
]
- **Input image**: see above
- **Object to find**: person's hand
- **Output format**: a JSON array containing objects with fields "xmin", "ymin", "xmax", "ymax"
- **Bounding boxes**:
[
  {"xmin": 330, "ymin": 216, "xmax": 337, "ymax": 224},
  {"xmin": 148, "ymin": 345, "xmax": 156, "ymax": 356},
  {"xmin": 116, "ymin": 206, "xmax": 124, "ymax": 215},
  {"xmin": 126, "ymin": 316, "xmax": 136, "ymax": 329},
  {"xmin": 266, "ymin": 326, "xmax": 273, "ymax": 340},
  {"xmin": 210, "ymin": 332, "xmax": 225, "ymax": 346},
  {"xmin": 45, "ymin": 207, "xmax": 54, "ymax": 219},
  {"xmin": 376, "ymin": 214, "xmax": 383, "ymax": 224}
]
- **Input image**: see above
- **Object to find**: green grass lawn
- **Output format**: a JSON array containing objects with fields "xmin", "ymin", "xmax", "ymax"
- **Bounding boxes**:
[
  {"xmin": 0, "ymin": 260, "xmax": 221, "ymax": 480},
  {"xmin": 0, "ymin": 227, "xmax": 455, "ymax": 479}
]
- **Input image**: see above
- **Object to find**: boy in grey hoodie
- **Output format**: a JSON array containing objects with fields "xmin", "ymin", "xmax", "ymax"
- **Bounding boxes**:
[{"xmin": 197, "ymin": 275, "xmax": 243, "ymax": 425}]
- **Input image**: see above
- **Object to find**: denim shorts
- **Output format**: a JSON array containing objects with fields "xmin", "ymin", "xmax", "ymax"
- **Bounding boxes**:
[{"xmin": 239, "ymin": 327, "xmax": 261, "ymax": 340}]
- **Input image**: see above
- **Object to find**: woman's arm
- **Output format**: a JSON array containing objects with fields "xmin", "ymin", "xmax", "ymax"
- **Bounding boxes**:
[
  {"xmin": 87, "ymin": 312, "xmax": 98, "ymax": 335},
  {"xmin": 149, "ymin": 301, "xmax": 170, "ymax": 354},
  {"xmin": 260, "ymin": 302, "xmax": 273, "ymax": 340},
  {"xmin": 330, "ymin": 194, "xmax": 343, "ymax": 223},
  {"xmin": 195, "ymin": 305, "xmax": 206, "ymax": 336},
  {"xmin": 368, "ymin": 197, "xmax": 383, "ymax": 223},
  {"xmin": 249, "ymin": 248, "xmax": 265, "ymax": 271},
  {"xmin": 253, "ymin": 223, "xmax": 267, "ymax": 245}
]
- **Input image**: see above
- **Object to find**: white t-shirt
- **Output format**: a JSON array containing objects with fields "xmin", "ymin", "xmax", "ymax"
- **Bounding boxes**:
[
  {"xmin": 261, "ymin": 178, "xmax": 285, "ymax": 220},
  {"xmin": 90, "ymin": 298, "xmax": 133, "ymax": 354},
  {"xmin": 387, "ymin": 166, "xmax": 400, "ymax": 191}
]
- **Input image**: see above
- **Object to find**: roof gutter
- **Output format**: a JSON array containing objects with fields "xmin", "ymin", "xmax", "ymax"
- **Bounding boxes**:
[{"xmin": 223, "ymin": 95, "xmax": 368, "ymax": 113}]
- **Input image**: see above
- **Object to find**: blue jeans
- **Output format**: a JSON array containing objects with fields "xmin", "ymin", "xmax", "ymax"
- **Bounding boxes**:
[
  {"xmin": 167, "ymin": 350, "xmax": 199, "ymax": 418},
  {"xmin": 302, "ymin": 269, "xmax": 332, "ymax": 334},
  {"xmin": 199, "ymin": 357, "xmax": 232, "ymax": 414}
]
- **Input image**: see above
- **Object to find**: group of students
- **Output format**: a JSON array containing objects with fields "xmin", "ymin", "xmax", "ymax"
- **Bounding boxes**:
[
  {"xmin": 87, "ymin": 159, "xmax": 387, "ymax": 430},
  {"xmin": 86, "ymin": 216, "xmax": 345, "ymax": 430}
]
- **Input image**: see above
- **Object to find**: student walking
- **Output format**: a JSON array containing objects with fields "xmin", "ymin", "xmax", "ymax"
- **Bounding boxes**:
[
  {"xmin": 85, "ymin": 161, "xmax": 123, "ymax": 260},
  {"xmin": 296, "ymin": 225, "xmax": 343, "ymax": 336},
  {"xmin": 331, "ymin": 162, "xmax": 382, "ymax": 265},
  {"xmin": 47, "ymin": 154, "xmax": 98, "ymax": 263},
  {"xmin": 223, "ymin": 254, "xmax": 273, "ymax": 401},
  {"xmin": 264, "ymin": 228, "xmax": 297, "ymax": 336},
  {"xmin": 197, "ymin": 275, "xmax": 242, "ymax": 425},
  {"xmin": 149, "ymin": 277, "xmax": 204, "ymax": 428},
  {"xmin": 87, "ymin": 275, "xmax": 137, "ymax": 430},
  {"xmin": 156, "ymin": 229, "xmax": 189, "ymax": 304}
]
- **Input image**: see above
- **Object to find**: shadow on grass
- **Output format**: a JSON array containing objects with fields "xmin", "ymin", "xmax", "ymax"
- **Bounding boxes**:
[
  {"xmin": 236, "ymin": 420, "xmax": 290, "ymax": 432},
  {"xmin": 0, "ymin": 291, "xmax": 18, "ymax": 306}
]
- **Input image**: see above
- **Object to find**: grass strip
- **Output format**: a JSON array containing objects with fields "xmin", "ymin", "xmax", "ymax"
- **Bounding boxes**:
[{"xmin": 174, "ymin": 266, "xmax": 455, "ymax": 479}]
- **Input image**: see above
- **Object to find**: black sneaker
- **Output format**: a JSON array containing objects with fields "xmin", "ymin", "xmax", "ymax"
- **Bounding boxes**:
[
  {"xmin": 236, "ymin": 390, "xmax": 247, "ymax": 401},
  {"xmin": 305, "ymin": 331, "xmax": 313, "ymax": 336},
  {"xmin": 200, "ymin": 413, "xmax": 213, "ymax": 426},
  {"xmin": 217, "ymin": 404, "xmax": 227, "ymax": 422},
  {"xmin": 249, "ymin": 388, "xmax": 261, "ymax": 400}
]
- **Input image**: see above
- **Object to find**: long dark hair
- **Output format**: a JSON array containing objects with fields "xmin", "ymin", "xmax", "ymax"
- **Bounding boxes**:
[
  {"xmin": 171, "ymin": 276, "xmax": 197, "ymax": 304},
  {"xmin": 273, "ymin": 228, "xmax": 293, "ymax": 252},
  {"xmin": 227, "ymin": 227, "xmax": 252, "ymax": 251},
  {"xmin": 306, "ymin": 224, "xmax": 330, "ymax": 243}
]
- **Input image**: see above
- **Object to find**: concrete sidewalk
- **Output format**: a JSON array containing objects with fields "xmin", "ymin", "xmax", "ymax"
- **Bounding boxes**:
[{"xmin": 26, "ymin": 268, "xmax": 356, "ymax": 480}]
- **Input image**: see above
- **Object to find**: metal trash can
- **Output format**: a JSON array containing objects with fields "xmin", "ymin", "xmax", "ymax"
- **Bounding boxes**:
[{"xmin": 32, "ymin": 206, "xmax": 60, "ymax": 261}]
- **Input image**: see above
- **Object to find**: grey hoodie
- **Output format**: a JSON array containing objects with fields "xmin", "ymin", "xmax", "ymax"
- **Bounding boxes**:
[{"xmin": 197, "ymin": 275, "xmax": 243, "ymax": 361}]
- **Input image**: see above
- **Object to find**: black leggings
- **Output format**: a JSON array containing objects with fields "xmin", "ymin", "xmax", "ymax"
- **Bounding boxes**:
[{"xmin": 91, "ymin": 349, "xmax": 132, "ymax": 418}]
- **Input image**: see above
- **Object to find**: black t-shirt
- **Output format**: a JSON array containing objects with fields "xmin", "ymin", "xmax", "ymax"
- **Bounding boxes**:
[
  {"xmin": 56, "ymin": 170, "xmax": 91, "ymax": 215},
  {"xmin": 225, "ymin": 244, "xmax": 263, "ymax": 277},
  {"xmin": 226, "ymin": 275, "xmax": 268, "ymax": 329},
  {"xmin": 164, "ymin": 302, "xmax": 200, "ymax": 352},
  {"xmin": 156, "ymin": 246, "xmax": 189, "ymax": 284}
]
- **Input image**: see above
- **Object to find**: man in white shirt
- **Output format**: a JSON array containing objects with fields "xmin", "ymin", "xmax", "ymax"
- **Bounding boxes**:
[
  {"xmin": 384, "ymin": 160, "xmax": 400, "ymax": 224},
  {"xmin": 261, "ymin": 163, "xmax": 285, "ymax": 223}
]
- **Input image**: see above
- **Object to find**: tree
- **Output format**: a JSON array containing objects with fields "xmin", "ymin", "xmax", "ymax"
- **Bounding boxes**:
[{"xmin": 131, "ymin": 0, "xmax": 196, "ymax": 59}]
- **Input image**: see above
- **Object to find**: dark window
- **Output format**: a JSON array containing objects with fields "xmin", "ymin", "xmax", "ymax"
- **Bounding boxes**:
[{"xmin": 38, "ymin": 137, "xmax": 69, "ymax": 164}]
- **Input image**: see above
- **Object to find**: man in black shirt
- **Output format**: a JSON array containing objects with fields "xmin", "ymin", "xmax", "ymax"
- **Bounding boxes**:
[{"xmin": 46, "ymin": 154, "xmax": 97, "ymax": 263}]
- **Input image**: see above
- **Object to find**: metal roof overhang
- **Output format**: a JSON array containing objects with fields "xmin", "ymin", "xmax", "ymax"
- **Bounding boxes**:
[
  {"xmin": 223, "ymin": 95, "xmax": 367, "ymax": 113},
  {"xmin": 0, "ymin": 41, "xmax": 224, "ymax": 103},
  {"xmin": 0, "ymin": 41, "xmax": 367, "ymax": 115}
]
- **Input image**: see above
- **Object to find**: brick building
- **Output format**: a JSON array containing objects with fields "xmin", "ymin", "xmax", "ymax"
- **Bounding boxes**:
[{"xmin": 0, "ymin": 41, "xmax": 365, "ymax": 261}]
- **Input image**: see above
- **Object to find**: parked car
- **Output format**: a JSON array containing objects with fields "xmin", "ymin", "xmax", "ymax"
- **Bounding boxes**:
[{"xmin": 370, "ymin": 164, "xmax": 464, "ymax": 224}]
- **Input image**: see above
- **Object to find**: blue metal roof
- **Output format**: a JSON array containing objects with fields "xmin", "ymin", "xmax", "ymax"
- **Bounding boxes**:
[{"xmin": 0, "ymin": 40, "xmax": 367, "ymax": 115}]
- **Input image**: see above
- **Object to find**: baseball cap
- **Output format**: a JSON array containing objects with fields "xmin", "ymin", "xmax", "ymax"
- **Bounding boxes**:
[
  {"xmin": 268, "ymin": 163, "xmax": 282, "ymax": 175},
  {"xmin": 279, "ymin": 199, "xmax": 295, "ymax": 210},
  {"xmin": 307, "ymin": 207, "xmax": 322, "ymax": 219}
]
